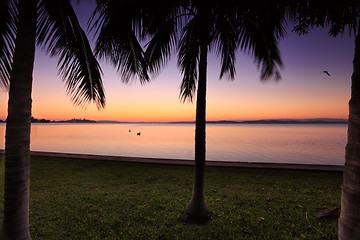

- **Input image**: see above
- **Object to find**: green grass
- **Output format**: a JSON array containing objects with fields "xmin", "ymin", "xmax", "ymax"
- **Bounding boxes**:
[{"xmin": 0, "ymin": 155, "xmax": 342, "ymax": 239}]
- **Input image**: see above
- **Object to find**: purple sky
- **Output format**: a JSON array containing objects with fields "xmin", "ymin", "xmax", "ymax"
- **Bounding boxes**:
[{"xmin": 0, "ymin": 1, "xmax": 355, "ymax": 121}]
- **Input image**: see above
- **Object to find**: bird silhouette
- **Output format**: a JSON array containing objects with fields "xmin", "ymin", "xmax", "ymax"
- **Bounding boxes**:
[{"xmin": 323, "ymin": 70, "xmax": 330, "ymax": 76}]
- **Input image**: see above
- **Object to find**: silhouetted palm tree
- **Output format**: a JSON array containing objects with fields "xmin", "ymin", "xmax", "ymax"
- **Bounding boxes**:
[
  {"xmin": 342, "ymin": 33, "xmax": 360, "ymax": 239},
  {"xmin": 92, "ymin": 0, "xmax": 287, "ymax": 223},
  {"xmin": 0, "ymin": 0, "xmax": 105, "ymax": 239},
  {"xmin": 290, "ymin": 1, "xmax": 360, "ymax": 238},
  {"xmin": 144, "ymin": 0, "xmax": 287, "ymax": 222},
  {"xmin": 326, "ymin": 4, "xmax": 360, "ymax": 240}
]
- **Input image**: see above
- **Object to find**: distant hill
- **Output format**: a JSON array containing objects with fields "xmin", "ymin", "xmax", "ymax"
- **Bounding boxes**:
[
  {"xmin": 240, "ymin": 118, "xmax": 347, "ymax": 124},
  {"xmin": 0, "ymin": 118, "xmax": 347, "ymax": 124},
  {"xmin": 96, "ymin": 118, "xmax": 348, "ymax": 124},
  {"xmin": 97, "ymin": 120, "xmax": 130, "ymax": 124},
  {"xmin": 56, "ymin": 118, "xmax": 96, "ymax": 123},
  {"xmin": 207, "ymin": 120, "xmax": 240, "ymax": 124},
  {"xmin": 31, "ymin": 117, "xmax": 52, "ymax": 123},
  {"xmin": 30, "ymin": 117, "xmax": 96, "ymax": 123}
]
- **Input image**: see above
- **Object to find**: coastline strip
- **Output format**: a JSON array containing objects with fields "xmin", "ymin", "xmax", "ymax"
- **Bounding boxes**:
[{"xmin": 0, "ymin": 149, "xmax": 344, "ymax": 171}]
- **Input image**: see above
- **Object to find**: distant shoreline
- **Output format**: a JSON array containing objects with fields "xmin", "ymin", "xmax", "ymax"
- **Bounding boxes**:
[{"xmin": 0, "ymin": 118, "xmax": 348, "ymax": 124}]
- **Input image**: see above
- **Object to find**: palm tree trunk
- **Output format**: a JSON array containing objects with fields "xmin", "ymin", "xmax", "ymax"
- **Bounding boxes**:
[
  {"xmin": 185, "ymin": 41, "xmax": 210, "ymax": 223},
  {"xmin": 2, "ymin": 1, "xmax": 36, "ymax": 239},
  {"xmin": 338, "ymin": 33, "xmax": 360, "ymax": 240}
]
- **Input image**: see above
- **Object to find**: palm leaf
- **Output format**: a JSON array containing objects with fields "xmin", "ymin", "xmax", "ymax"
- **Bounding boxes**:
[
  {"xmin": 178, "ymin": 17, "xmax": 200, "ymax": 102},
  {"xmin": 325, "ymin": 0, "xmax": 359, "ymax": 37},
  {"xmin": 238, "ymin": 2, "xmax": 286, "ymax": 80},
  {"xmin": 37, "ymin": 0, "xmax": 105, "ymax": 109},
  {"xmin": 290, "ymin": 0, "xmax": 359, "ymax": 37},
  {"xmin": 213, "ymin": 13, "xmax": 238, "ymax": 80},
  {"xmin": 91, "ymin": 0, "xmax": 149, "ymax": 84},
  {"xmin": 144, "ymin": 19, "xmax": 178, "ymax": 77},
  {"xmin": 143, "ymin": 0, "xmax": 183, "ymax": 76},
  {"xmin": 0, "ymin": 0, "xmax": 17, "ymax": 89}
]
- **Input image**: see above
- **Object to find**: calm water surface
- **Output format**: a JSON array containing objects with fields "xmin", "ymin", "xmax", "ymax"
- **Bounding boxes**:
[{"xmin": 0, "ymin": 123, "xmax": 346, "ymax": 165}]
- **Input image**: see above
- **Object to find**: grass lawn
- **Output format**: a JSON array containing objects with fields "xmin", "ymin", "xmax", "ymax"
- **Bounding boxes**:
[{"xmin": 0, "ymin": 155, "xmax": 342, "ymax": 239}]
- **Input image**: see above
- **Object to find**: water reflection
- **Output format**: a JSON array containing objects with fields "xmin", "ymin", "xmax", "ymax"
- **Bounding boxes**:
[{"xmin": 0, "ymin": 123, "xmax": 346, "ymax": 165}]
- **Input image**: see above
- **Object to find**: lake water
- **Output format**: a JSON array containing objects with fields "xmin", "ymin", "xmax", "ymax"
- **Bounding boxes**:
[{"xmin": 0, "ymin": 123, "xmax": 347, "ymax": 165}]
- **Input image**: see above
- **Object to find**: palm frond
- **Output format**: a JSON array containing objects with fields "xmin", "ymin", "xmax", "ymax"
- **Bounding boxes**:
[
  {"xmin": 144, "ymin": 19, "xmax": 177, "ymax": 77},
  {"xmin": 178, "ymin": 18, "xmax": 200, "ymax": 102},
  {"xmin": 291, "ymin": 0, "xmax": 320, "ymax": 34},
  {"xmin": 238, "ymin": 2, "xmax": 286, "ymax": 80},
  {"xmin": 327, "ymin": 0, "xmax": 359, "ymax": 37},
  {"xmin": 213, "ymin": 14, "xmax": 238, "ymax": 80},
  {"xmin": 141, "ymin": 0, "xmax": 183, "ymax": 36},
  {"xmin": 141, "ymin": 0, "xmax": 185, "ymax": 77},
  {"xmin": 90, "ymin": 0, "xmax": 149, "ymax": 84},
  {"xmin": 290, "ymin": 0, "xmax": 359, "ymax": 37},
  {"xmin": 0, "ymin": 0, "xmax": 17, "ymax": 89},
  {"xmin": 37, "ymin": 0, "xmax": 105, "ymax": 109}
]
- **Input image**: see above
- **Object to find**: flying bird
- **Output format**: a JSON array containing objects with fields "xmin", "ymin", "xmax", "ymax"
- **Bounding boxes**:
[{"xmin": 323, "ymin": 70, "xmax": 330, "ymax": 76}]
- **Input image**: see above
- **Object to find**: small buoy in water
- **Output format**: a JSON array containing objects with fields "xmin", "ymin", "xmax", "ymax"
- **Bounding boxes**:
[{"xmin": 137, "ymin": 132, "xmax": 141, "ymax": 136}]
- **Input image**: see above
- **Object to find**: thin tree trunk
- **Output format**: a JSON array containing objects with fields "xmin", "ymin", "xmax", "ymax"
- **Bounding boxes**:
[
  {"xmin": 338, "ymin": 33, "xmax": 360, "ymax": 240},
  {"xmin": 185, "ymin": 42, "xmax": 210, "ymax": 222},
  {"xmin": 2, "ymin": 0, "xmax": 36, "ymax": 239}
]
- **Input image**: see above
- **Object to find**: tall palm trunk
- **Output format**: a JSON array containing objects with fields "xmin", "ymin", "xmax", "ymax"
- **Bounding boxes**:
[
  {"xmin": 185, "ymin": 42, "xmax": 210, "ymax": 222},
  {"xmin": 338, "ymin": 33, "xmax": 360, "ymax": 240},
  {"xmin": 2, "ymin": 0, "xmax": 37, "ymax": 239}
]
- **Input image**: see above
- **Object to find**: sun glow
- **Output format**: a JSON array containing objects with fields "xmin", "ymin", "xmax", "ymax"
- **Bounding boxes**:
[{"xmin": 0, "ymin": 19, "xmax": 353, "ymax": 123}]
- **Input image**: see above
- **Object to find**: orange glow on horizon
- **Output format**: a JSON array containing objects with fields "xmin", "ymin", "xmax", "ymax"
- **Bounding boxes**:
[
  {"xmin": 0, "ymin": 81, "xmax": 349, "ymax": 122},
  {"xmin": 0, "ymin": 25, "xmax": 353, "ymax": 123}
]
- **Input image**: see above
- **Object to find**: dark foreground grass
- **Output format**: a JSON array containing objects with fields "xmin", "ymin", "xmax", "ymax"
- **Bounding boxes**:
[{"xmin": 0, "ymin": 155, "xmax": 342, "ymax": 239}]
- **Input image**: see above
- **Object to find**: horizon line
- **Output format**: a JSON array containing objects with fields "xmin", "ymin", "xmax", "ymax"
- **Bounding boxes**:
[{"xmin": 0, "ymin": 117, "xmax": 348, "ymax": 123}]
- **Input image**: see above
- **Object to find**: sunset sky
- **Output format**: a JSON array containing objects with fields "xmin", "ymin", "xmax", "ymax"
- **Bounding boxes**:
[{"xmin": 0, "ymin": 1, "xmax": 355, "ymax": 122}]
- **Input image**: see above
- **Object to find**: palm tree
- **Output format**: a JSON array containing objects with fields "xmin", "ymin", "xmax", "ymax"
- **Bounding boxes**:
[
  {"xmin": 341, "ymin": 32, "xmax": 360, "ymax": 239},
  {"xmin": 0, "ymin": 0, "xmax": 105, "ymax": 239},
  {"xmin": 92, "ymin": 0, "xmax": 287, "ymax": 223},
  {"xmin": 326, "ymin": 4, "xmax": 360, "ymax": 239},
  {"xmin": 290, "ymin": 1, "xmax": 360, "ymax": 238},
  {"xmin": 145, "ymin": 0, "xmax": 287, "ymax": 223}
]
